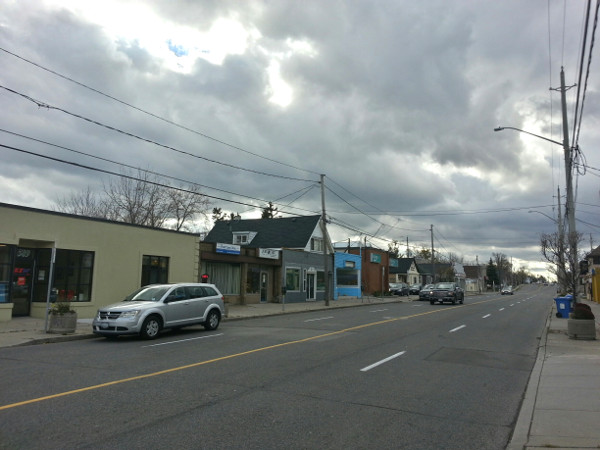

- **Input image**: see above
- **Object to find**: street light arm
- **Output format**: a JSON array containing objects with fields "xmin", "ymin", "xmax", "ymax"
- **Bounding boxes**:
[
  {"xmin": 528, "ymin": 210, "xmax": 558, "ymax": 224},
  {"xmin": 494, "ymin": 126, "xmax": 563, "ymax": 146}
]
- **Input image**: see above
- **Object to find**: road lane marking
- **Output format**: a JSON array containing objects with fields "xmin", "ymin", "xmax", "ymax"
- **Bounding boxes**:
[
  {"xmin": 143, "ymin": 333, "xmax": 223, "ymax": 347},
  {"xmin": 449, "ymin": 325, "xmax": 466, "ymax": 333},
  {"xmin": 482, "ymin": 314, "xmax": 491, "ymax": 319},
  {"xmin": 370, "ymin": 309, "xmax": 388, "ymax": 313},
  {"xmin": 360, "ymin": 351, "xmax": 406, "ymax": 372},
  {"xmin": 0, "ymin": 296, "xmax": 528, "ymax": 412},
  {"xmin": 499, "ymin": 308, "xmax": 505, "ymax": 311},
  {"xmin": 304, "ymin": 316, "xmax": 334, "ymax": 322}
]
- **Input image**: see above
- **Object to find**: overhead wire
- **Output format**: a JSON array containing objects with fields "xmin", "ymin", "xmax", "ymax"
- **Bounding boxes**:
[
  {"xmin": 0, "ymin": 46, "xmax": 321, "ymax": 177},
  {"xmin": 0, "ymin": 85, "xmax": 315, "ymax": 183},
  {"xmin": 0, "ymin": 142, "xmax": 320, "ymax": 216}
]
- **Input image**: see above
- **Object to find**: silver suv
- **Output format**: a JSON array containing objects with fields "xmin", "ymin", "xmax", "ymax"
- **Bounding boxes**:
[{"xmin": 92, "ymin": 283, "xmax": 226, "ymax": 339}]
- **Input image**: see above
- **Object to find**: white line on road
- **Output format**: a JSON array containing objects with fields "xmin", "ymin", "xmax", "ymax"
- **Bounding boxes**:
[
  {"xmin": 499, "ymin": 308, "xmax": 505, "ymax": 311},
  {"xmin": 143, "ymin": 333, "xmax": 224, "ymax": 347},
  {"xmin": 360, "ymin": 351, "xmax": 406, "ymax": 372},
  {"xmin": 449, "ymin": 325, "xmax": 466, "ymax": 333},
  {"xmin": 482, "ymin": 314, "xmax": 491, "ymax": 319},
  {"xmin": 370, "ymin": 309, "xmax": 388, "ymax": 313},
  {"xmin": 304, "ymin": 316, "xmax": 335, "ymax": 322}
]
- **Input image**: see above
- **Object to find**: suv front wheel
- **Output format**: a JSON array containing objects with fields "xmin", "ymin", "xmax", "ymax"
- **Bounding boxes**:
[{"xmin": 140, "ymin": 315, "xmax": 162, "ymax": 339}]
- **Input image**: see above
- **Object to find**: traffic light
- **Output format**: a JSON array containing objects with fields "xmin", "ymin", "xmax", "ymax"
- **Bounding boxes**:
[{"xmin": 579, "ymin": 260, "xmax": 589, "ymax": 275}]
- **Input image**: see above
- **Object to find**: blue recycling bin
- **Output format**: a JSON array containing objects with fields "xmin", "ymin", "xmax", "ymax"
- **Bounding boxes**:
[{"xmin": 554, "ymin": 296, "xmax": 572, "ymax": 318}]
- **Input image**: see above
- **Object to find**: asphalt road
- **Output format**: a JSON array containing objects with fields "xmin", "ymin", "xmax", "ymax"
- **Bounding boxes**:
[{"xmin": 0, "ymin": 284, "xmax": 552, "ymax": 449}]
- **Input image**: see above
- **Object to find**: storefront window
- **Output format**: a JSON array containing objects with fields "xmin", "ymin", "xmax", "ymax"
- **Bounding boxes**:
[
  {"xmin": 45, "ymin": 249, "xmax": 95, "ymax": 302},
  {"xmin": 337, "ymin": 268, "xmax": 359, "ymax": 286},
  {"xmin": 0, "ymin": 244, "xmax": 13, "ymax": 303},
  {"xmin": 141, "ymin": 255, "xmax": 169, "ymax": 286},
  {"xmin": 246, "ymin": 266, "xmax": 260, "ymax": 294},
  {"xmin": 285, "ymin": 268, "xmax": 300, "ymax": 291},
  {"xmin": 317, "ymin": 271, "xmax": 325, "ymax": 291},
  {"xmin": 203, "ymin": 262, "xmax": 240, "ymax": 295}
]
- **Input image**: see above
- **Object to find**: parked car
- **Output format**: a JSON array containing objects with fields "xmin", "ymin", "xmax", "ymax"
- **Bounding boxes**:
[
  {"xmin": 92, "ymin": 283, "xmax": 226, "ymax": 339},
  {"xmin": 419, "ymin": 284, "xmax": 435, "ymax": 301},
  {"xmin": 389, "ymin": 282, "xmax": 409, "ymax": 296},
  {"xmin": 501, "ymin": 286, "xmax": 514, "ymax": 295},
  {"xmin": 409, "ymin": 284, "xmax": 422, "ymax": 295},
  {"xmin": 428, "ymin": 282, "xmax": 465, "ymax": 305}
]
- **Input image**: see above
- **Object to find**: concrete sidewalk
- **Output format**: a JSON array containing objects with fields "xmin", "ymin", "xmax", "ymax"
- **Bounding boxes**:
[
  {"xmin": 1, "ymin": 295, "xmax": 599, "ymax": 449},
  {"xmin": 508, "ymin": 298, "xmax": 600, "ymax": 450}
]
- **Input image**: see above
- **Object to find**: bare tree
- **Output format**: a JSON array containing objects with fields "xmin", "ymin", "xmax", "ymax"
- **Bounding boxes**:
[
  {"xmin": 166, "ymin": 184, "xmax": 211, "ymax": 231},
  {"xmin": 54, "ymin": 169, "xmax": 210, "ymax": 231},
  {"xmin": 541, "ymin": 230, "xmax": 583, "ymax": 297},
  {"xmin": 54, "ymin": 186, "xmax": 107, "ymax": 218}
]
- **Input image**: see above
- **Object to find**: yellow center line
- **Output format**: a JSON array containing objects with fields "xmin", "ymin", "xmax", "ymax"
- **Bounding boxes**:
[{"xmin": 0, "ymin": 297, "xmax": 500, "ymax": 411}]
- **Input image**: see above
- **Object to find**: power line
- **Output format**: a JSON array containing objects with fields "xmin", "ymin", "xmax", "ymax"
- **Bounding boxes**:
[
  {"xmin": 0, "ymin": 46, "xmax": 321, "ymax": 176},
  {"xmin": 0, "ymin": 142, "xmax": 318, "ymax": 216},
  {"xmin": 0, "ymin": 85, "xmax": 315, "ymax": 183}
]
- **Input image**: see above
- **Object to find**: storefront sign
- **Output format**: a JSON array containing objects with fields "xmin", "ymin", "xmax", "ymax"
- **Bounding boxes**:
[
  {"xmin": 344, "ymin": 261, "xmax": 355, "ymax": 268},
  {"xmin": 370, "ymin": 253, "xmax": 381, "ymax": 264},
  {"xmin": 216, "ymin": 243, "xmax": 241, "ymax": 255},
  {"xmin": 389, "ymin": 259, "xmax": 398, "ymax": 267},
  {"xmin": 259, "ymin": 248, "xmax": 279, "ymax": 259}
]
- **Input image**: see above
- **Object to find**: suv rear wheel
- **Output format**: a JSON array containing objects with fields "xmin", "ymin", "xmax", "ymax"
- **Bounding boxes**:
[{"xmin": 204, "ymin": 309, "xmax": 221, "ymax": 331}]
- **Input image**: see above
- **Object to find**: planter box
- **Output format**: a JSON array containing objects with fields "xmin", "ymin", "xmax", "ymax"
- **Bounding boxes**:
[
  {"xmin": 48, "ymin": 312, "xmax": 78, "ymax": 334},
  {"xmin": 567, "ymin": 318, "xmax": 596, "ymax": 340}
]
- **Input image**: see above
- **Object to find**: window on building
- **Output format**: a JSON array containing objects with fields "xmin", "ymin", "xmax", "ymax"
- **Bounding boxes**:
[
  {"xmin": 317, "ymin": 271, "xmax": 325, "ymax": 291},
  {"xmin": 141, "ymin": 255, "xmax": 169, "ymax": 286},
  {"xmin": 247, "ymin": 266, "xmax": 260, "ymax": 294},
  {"xmin": 47, "ymin": 249, "xmax": 95, "ymax": 302},
  {"xmin": 337, "ymin": 268, "xmax": 359, "ymax": 286},
  {"xmin": 285, "ymin": 268, "xmax": 300, "ymax": 291},
  {"xmin": 310, "ymin": 238, "xmax": 323, "ymax": 252},
  {"xmin": 233, "ymin": 233, "xmax": 249, "ymax": 245},
  {"xmin": 202, "ymin": 262, "xmax": 241, "ymax": 295},
  {"xmin": 0, "ymin": 244, "xmax": 13, "ymax": 303}
]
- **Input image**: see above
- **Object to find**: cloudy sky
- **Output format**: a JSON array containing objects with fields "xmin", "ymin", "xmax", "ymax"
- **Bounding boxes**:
[{"xmin": 1, "ymin": 0, "xmax": 599, "ymax": 278}]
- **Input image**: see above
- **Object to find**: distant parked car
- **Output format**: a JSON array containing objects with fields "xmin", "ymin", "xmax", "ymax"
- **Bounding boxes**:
[
  {"xmin": 419, "ymin": 284, "xmax": 435, "ymax": 301},
  {"xmin": 389, "ymin": 282, "xmax": 409, "ymax": 296},
  {"xmin": 92, "ymin": 283, "xmax": 226, "ymax": 339},
  {"xmin": 501, "ymin": 286, "xmax": 513, "ymax": 295},
  {"xmin": 428, "ymin": 282, "xmax": 465, "ymax": 305},
  {"xmin": 409, "ymin": 284, "xmax": 422, "ymax": 295}
]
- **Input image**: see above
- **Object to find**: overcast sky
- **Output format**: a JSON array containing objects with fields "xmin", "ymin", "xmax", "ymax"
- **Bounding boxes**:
[{"xmin": 1, "ymin": 1, "xmax": 599, "ymax": 278}]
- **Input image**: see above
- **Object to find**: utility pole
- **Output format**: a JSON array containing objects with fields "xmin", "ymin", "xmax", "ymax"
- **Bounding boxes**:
[
  {"xmin": 430, "ymin": 224, "xmax": 435, "ymax": 284},
  {"xmin": 557, "ymin": 67, "xmax": 578, "ymax": 301},
  {"xmin": 557, "ymin": 186, "xmax": 566, "ymax": 293},
  {"xmin": 320, "ymin": 174, "xmax": 330, "ymax": 306}
]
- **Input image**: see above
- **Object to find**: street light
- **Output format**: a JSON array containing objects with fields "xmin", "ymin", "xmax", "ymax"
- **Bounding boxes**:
[
  {"xmin": 528, "ymin": 210, "xmax": 558, "ymax": 224},
  {"xmin": 495, "ymin": 116, "xmax": 578, "ymax": 299},
  {"xmin": 494, "ymin": 127, "xmax": 562, "ymax": 146}
]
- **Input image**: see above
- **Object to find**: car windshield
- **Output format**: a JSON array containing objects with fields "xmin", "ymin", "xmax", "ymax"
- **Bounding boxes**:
[
  {"xmin": 435, "ymin": 283, "xmax": 454, "ymax": 289},
  {"xmin": 124, "ymin": 286, "xmax": 170, "ymax": 302}
]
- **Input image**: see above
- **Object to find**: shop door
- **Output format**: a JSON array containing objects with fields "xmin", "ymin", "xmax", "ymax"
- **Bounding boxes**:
[
  {"xmin": 306, "ymin": 273, "xmax": 316, "ymax": 301},
  {"xmin": 13, "ymin": 248, "xmax": 35, "ymax": 316},
  {"xmin": 260, "ymin": 272, "xmax": 268, "ymax": 303}
]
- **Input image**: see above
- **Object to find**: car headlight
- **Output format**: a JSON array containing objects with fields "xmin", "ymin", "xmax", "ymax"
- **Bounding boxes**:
[{"xmin": 120, "ymin": 310, "xmax": 141, "ymax": 319}]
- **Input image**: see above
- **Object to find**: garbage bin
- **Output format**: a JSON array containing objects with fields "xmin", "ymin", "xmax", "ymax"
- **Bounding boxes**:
[{"xmin": 554, "ymin": 296, "xmax": 572, "ymax": 318}]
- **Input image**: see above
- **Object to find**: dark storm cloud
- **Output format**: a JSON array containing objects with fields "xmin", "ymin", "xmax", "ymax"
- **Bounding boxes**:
[{"xmin": 1, "ymin": 0, "xmax": 599, "ymax": 276}]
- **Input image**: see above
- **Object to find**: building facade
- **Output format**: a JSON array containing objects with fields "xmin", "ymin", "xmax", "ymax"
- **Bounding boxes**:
[{"xmin": 0, "ymin": 203, "xmax": 199, "ymax": 322}]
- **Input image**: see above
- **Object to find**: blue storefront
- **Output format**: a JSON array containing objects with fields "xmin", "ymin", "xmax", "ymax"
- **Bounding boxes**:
[{"xmin": 334, "ymin": 252, "xmax": 362, "ymax": 299}]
